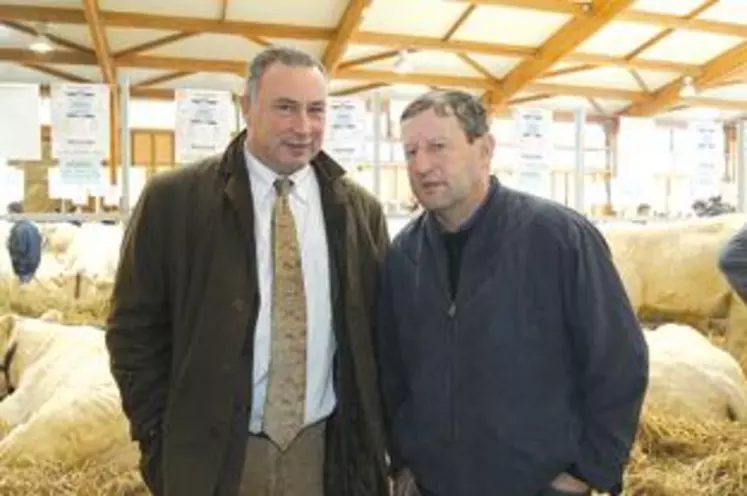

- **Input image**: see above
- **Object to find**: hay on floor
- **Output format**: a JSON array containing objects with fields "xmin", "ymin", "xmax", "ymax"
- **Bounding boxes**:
[
  {"xmin": 0, "ymin": 278, "xmax": 110, "ymax": 327},
  {"xmin": 623, "ymin": 412, "xmax": 747, "ymax": 495},
  {"xmin": 1, "ymin": 280, "xmax": 746, "ymax": 495},
  {"xmin": 0, "ymin": 460, "xmax": 147, "ymax": 496}
]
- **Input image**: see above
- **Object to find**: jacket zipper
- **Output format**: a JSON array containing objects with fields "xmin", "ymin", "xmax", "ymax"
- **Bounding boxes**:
[
  {"xmin": 447, "ymin": 300, "xmax": 458, "ymax": 493},
  {"xmin": 447, "ymin": 301, "xmax": 457, "ymax": 443}
]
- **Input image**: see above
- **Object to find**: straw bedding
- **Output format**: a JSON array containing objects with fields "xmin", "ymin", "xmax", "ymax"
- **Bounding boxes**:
[
  {"xmin": 2, "ymin": 285, "xmax": 747, "ymax": 495},
  {"xmin": 0, "ymin": 278, "xmax": 110, "ymax": 327},
  {"xmin": 0, "ymin": 461, "xmax": 146, "ymax": 496}
]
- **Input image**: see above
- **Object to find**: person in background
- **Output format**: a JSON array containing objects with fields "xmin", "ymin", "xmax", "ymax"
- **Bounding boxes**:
[
  {"xmin": 5, "ymin": 202, "xmax": 42, "ymax": 284},
  {"xmin": 376, "ymin": 90, "xmax": 649, "ymax": 496},
  {"xmin": 718, "ymin": 224, "xmax": 747, "ymax": 302},
  {"xmin": 105, "ymin": 46, "xmax": 390, "ymax": 496}
]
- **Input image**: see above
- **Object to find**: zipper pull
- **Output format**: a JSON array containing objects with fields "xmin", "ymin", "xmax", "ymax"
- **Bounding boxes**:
[{"xmin": 447, "ymin": 303, "xmax": 456, "ymax": 318}]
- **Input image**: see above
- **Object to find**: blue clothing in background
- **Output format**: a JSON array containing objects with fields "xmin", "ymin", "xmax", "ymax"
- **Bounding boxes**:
[{"xmin": 6, "ymin": 220, "xmax": 42, "ymax": 283}]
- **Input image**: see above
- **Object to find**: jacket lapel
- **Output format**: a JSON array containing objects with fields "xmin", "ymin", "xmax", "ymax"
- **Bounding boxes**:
[
  {"xmin": 213, "ymin": 130, "xmax": 260, "ymax": 358},
  {"xmin": 313, "ymin": 151, "xmax": 347, "ymax": 312},
  {"xmin": 221, "ymin": 131, "xmax": 257, "ymax": 257}
]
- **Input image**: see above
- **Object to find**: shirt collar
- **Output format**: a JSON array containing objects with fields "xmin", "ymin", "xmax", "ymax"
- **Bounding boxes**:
[{"xmin": 243, "ymin": 144, "xmax": 311, "ymax": 205}]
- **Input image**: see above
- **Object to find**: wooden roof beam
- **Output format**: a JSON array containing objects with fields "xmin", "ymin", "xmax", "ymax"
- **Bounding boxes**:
[
  {"xmin": 0, "ymin": 5, "xmax": 335, "ymax": 40},
  {"xmin": 540, "ymin": 64, "xmax": 596, "ymax": 79},
  {"xmin": 587, "ymin": 97, "xmax": 607, "ymax": 115},
  {"xmin": 336, "ymin": 68, "xmax": 495, "ymax": 90},
  {"xmin": 623, "ymin": 0, "xmax": 719, "ymax": 61},
  {"xmin": 628, "ymin": 70, "xmax": 649, "ymax": 92},
  {"xmin": 137, "ymin": 71, "xmax": 192, "ymax": 87},
  {"xmin": 82, "ymin": 0, "xmax": 115, "ymax": 85},
  {"xmin": 322, "ymin": 0, "xmax": 371, "ymax": 74},
  {"xmin": 451, "ymin": 0, "xmax": 747, "ymax": 38},
  {"xmin": 219, "ymin": 0, "xmax": 229, "ymax": 21},
  {"xmin": 0, "ymin": 6, "xmax": 699, "ymax": 75},
  {"xmin": 8, "ymin": 48, "xmax": 747, "ymax": 114},
  {"xmin": 444, "ymin": 4, "xmax": 476, "ymax": 41},
  {"xmin": 623, "ymin": 40, "xmax": 747, "ymax": 116},
  {"xmin": 331, "ymin": 82, "xmax": 388, "ymax": 96},
  {"xmin": 0, "ymin": 20, "xmax": 93, "ymax": 54},
  {"xmin": 493, "ymin": 0, "xmax": 636, "ymax": 105},
  {"xmin": 338, "ymin": 50, "xmax": 399, "ymax": 70},
  {"xmin": 114, "ymin": 32, "xmax": 196, "ymax": 59},
  {"xmin": 507, "ymin": 93, "xmax": 553, "ymax": 105},
  {"xmin": 352, "ymin": 32, "xmax": 695, "ymax": 74},
  {"xmin": 3, "ymin": 3, "xmax": 747, "ymax": 42},
  {"xmin": 21, "ymin": 63, "xmax": 93, "ymax": 83}
]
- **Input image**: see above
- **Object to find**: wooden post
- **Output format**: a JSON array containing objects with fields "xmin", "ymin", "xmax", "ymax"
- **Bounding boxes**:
[
  {"xmin": 74, "ymin": 271, "xmax": 82, "ymax": 299},
  {"xmin": 109, "ymin": 84, "xmax": 120, "ymax": 186}
]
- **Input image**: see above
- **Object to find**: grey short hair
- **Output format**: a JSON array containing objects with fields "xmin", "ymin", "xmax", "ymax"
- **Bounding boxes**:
[
  {"xmin": 400, "ymin": 90, "xmax": 489, "ymax": 143},
  {"xmin": 246, "ymin": 45, "xmax": 328, "ymax": 99}
]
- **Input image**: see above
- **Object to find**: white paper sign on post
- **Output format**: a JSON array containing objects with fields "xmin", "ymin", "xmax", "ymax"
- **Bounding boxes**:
[
  {"xmin": 70, "ymin": 187, "xmax": 89, "ymax": 206},
  {"xmin": 47, "ymin": 166, "xmax": 61, "ymax": 199},
  {"xmin": 324, "ymin": 97, "xmax": 366, "ymax": 169},
  {"xmin": 0, "ymin": 166, "xmax": 24, "ymax": 206},
  {"xmin": 0, "ymin": 84, "xmax": 42, "ymax": 160},
  {"xmin": 615, "ymin": 116, "xmax": 658, "ymax": 208},
  {"xmin": 51, "ymin": 83, "xmax": 110, "ymax": 158},
  {"xmin": 513, "ymin": 108, "xmax": 553, "ymax": 198},
  {"xmin": 103, "ymin": 184, "xmax": 121, "ymax": 206},
  {"xmin": 175, "ymin": 89, "xmax": 232, "ymax": 164},
  {"xmin": 689, "ymin": 120, "xmax": 724, "ymax": 200},
  {"xmin": 58, "ymin": 155, "xmax": 103, "ymax": 188}
]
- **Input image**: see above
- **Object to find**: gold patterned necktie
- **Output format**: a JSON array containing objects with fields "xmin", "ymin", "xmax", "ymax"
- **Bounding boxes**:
[{"xmin": 263, "ymin": 177, "xmax": 307, "ymax": 451}]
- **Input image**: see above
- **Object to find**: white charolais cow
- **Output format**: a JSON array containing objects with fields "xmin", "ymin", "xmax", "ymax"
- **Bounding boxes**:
[
  {"xmin": 0, "ymin": 312, "xmax": 138, "ymax": 469},
  {"xmin": 644, "ymin": 323, "xmax": 747, "ymax": 423},
  {"xmin": 599, "ymin": 214, "xmax": 747, "ymax": 322}
]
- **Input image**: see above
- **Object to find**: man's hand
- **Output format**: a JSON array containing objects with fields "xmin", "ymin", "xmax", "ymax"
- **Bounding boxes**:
[
  {"xmin": 551, "ymin": 472, "xmax": 590, "ymax": 493},
  {"xmin": 392, "ymin": 468, "xmax": 420, "ymax": 496}
]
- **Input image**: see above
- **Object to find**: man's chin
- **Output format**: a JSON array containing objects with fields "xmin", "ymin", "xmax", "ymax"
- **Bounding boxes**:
[
  {"xmin": 275, "ymin": 160, "xmax": 310, "ymax": 175},
  {"xmin": 417, "ymin": 195, "xmax": 450, "ymax": 213}
]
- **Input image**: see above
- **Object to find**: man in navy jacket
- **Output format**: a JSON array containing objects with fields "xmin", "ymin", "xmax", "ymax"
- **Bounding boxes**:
[
  {"xmin": 376, "ymin": 90, "xmax": 649, "ymax": 496},
  {"xmin": 6, "ymin": 202, "xmax": 42, "ymax": 283},
  {"xmin": 719, "ymin": 223, "xmax": 747, "ymax": 303}
]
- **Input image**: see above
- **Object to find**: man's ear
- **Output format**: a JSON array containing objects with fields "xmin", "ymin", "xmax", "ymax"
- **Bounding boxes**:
[
  {"xmin": 480, "ymin": 133, "xmax": 496, "ymax": 163},
  {"xmin": 240, "ymin": 93, "xmax": 252, "ymax": 127}
]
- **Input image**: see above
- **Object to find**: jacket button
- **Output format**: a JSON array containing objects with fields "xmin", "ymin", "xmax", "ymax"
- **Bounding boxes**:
[{"xmin": 232, "ymin": 298, "xmax": 245, "ymax": 312}]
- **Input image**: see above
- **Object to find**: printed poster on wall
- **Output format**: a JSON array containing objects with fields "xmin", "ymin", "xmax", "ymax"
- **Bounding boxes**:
[
  {"xmin": 0, "ymin": 84, "xmax": 42, "ymax": 160},
  {"xmin": 512, "ymin": 108, "xmax": 553, "ymax": 198},
  {"xmin": 324, "ymin": 97, "xmax": 366, "ymax": 170},
  {"xmin": 58, "ymin": 155, "xmax": 103, "ymax": 189},
  {"xmin": 615, "ymin": 116, "xmax": 658, "ymax": 207},
  {"xmin": 0, "ymin": 157, "xmax": 24, "ymax": 208},
  {"xmin": 689, "ymin": 120, "xmax": 724, "ymax": 200},
  {"xmin": 175, "ymin": 89, "xmax": 233, "ymax": 164},
  {"xmin": 51, "ymin": 83, "xmax": 110, "ymax": 158}
]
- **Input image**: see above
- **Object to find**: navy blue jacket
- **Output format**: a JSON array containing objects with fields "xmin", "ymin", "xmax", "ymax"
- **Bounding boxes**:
[
  {"xmin": 7, "ymin": 219, "xmax": 42, "ymax": 283},
  {"xmin": 376, "ymin": 180, "xmax": 648, "ymax": 496},
  {"xmin": 719, "ymin": 222, "xmax": 747, "ymax": 303}
]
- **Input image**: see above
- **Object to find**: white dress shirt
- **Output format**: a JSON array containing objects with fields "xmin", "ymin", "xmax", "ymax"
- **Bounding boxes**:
[{"xmin": 244, "ymin": 148, "xmax": 337, "ymax": 433}]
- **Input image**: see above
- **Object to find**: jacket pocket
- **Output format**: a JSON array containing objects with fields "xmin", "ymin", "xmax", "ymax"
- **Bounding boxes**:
[{"xmin": 138, "ymin": 432, "xmax": 164, "ymax": 496}]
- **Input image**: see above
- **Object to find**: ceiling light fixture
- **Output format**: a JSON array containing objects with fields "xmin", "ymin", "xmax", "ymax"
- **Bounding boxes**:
[
  {"xmin": 680, "ymin": 76, "xmax": 697, "ymax": 97},
  {"xmin": 29, "ymin": 24, "xmax": 53, "ymax": 53},
  {"xmin": 394, "ymin": 50, "xmax": 413, "ymax": 74}
]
